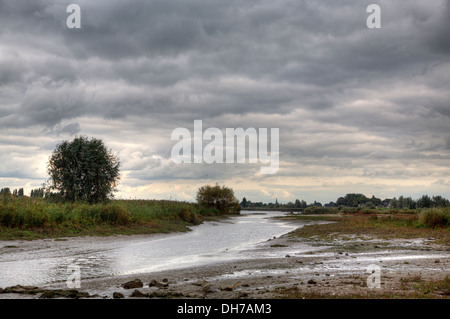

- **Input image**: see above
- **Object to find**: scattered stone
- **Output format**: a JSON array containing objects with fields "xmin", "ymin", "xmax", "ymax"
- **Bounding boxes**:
[
  {"xmin": 149, "ymin": 279, "xmax": 169, "ymax": 288},
  {"xmin": 4, "ymin": 285, "xmax": 41, "ymax": 295},
  {"xmin": 435, "ymin": 259, "xmax": 440, "ymax": 263},
  {"xmin": 130, "ymin": 289, "xmax": 147, "ymax": 298},
  {"xmin": 4, "ymin": 285, "xmax": 91, "ymax": 299},
  {"xmin": 162, "ymin": 278, "xmax": 169, "ymax": 283},
  {"xmin": 307, "ymin": 279, "xmax": 317, "ymax": 285},
  {"xmin": 202, "ymin": 283, "xmax": 213, "ymax": 293},
  {"xmin": 39, "ymin": 289, "xmax": 90, "ymax": 299},
  {"xmin": 220, "ymin": 285, "xmax": 234, "ymax": 291},
  {"xmin": 192, "ymin": 279, "xmax": 213, "ymax": 293},
  {"xmin": 285, "ymin": 254, "xmax": 291, "ymax": 258},
  {"xmin": 193, "ymin": 280, "xmax": 208, "ymax": 287},
  {"xmin": 148, "ymin": 290, "xmax": 168, "ymax": 298},
  {"xmin": 113, "ymin": 292, "xmax": 124, "ymax": 299},
  {"xmin": 238, "ymin": 292, "xmax": 249, "ymax": 298},
  {"xmin": 122, "ymin": 279, "xmax": 143, "ymax": 289},
  {"xmin": 242, "ymin": 283, "xmax": 249, "ymax": 287}
]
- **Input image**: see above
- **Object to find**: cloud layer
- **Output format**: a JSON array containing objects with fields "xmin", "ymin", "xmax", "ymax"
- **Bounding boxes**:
[{"xmin": 1, "ymin": 0, "xmax": 449, "ymax": 203}]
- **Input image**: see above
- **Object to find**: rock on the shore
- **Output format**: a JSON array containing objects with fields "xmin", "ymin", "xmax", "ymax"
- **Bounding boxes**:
[
  {"xmin": 307, "ymin": 279, "xmax": 317, "ymax": 285},
  {"xmin": 39, "ymin": 289, "xmax": 90, "ymax": 299},
  {"xmin": 130, "ymin": 289, "xmax": 147, "ymax": 298},
  {"xmin": 3, "ymin": 285, "xmax": 41, "ymax": 294},
  {"xmin": 220, "ymin": 285, "xmax": 234, "ymax": 291},
  {"xmin": 122, "ymin": 279, "xmax": 144, "ymax": 289},
  {"xmin": 149, "ymin": 279, "xmax": 169, "ymax": 288},
  {"xmin": 193, "ymin": 280, "xmax": 208, "ymax": 286},
  {"xmin": 113, "ymin": 292, "xmax": 124, "ymax": 299},
  {"xmin": 3, "ymin": 284, "xmax": 90, "ymax": 298}
]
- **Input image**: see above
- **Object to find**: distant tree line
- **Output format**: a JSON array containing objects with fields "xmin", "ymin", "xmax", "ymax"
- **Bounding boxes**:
[
  {"xmin": 0, "ymin": 187, "xmax": 44, "ymax": 198},
  {"xmin": 240, "ymin": 193, "xmax": 450, "ymax": 210},
  {"xmin": 241, "ymin": 197, "xmax": 312, "ymax": 209}
]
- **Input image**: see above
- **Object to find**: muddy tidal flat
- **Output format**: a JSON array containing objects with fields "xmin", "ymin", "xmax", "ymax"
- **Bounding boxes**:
[{"xmin": 1, "ymin": 216, "xmax": 448, "ymax": 299}]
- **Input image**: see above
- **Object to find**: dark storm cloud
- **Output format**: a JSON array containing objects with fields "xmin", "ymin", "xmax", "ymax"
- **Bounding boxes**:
[{"xmin": 1, "ymin": 0, "xmax": 448, "ymax": 123}]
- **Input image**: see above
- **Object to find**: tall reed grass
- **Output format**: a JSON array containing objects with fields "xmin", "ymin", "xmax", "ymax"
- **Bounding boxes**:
[
  {"xmin": 0, "ymin": 196, "xmax": 219, "ymax": 230},
  {"xmin": 419, "ymin": 208, "xmax": 450, "ymax": 228}
]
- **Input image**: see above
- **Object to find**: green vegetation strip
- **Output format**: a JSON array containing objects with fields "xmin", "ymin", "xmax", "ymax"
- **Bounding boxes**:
[
  {"xmin": 0, "ymin": 197, "xmax": 223, "ymax": 240},
  {"xmin": 286, "ymin": 209, "xmax": 450, "ymax": 245},
  {"xmin": 275, "ymin": 276, "xmax": 450, "ymax": 299}
]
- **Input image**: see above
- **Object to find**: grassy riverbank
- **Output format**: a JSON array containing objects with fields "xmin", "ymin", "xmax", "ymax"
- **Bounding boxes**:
[
  {"xmin": 0, "ymin": 197, "xmax": 223, "ymax": 240},
  {"xmin": 274, "ymin": 207, "xmax": 450, "ymax": 299},
  {"xmin": 284, "ymin": 207, "xmax": 450, "ymax": 245}
]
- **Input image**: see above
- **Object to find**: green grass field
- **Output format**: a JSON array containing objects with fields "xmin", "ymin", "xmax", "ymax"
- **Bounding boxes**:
[
  {"xmin": 0, "ymin": 196, "xmax": 221, "ymax": 240},
  {"xmin": 286, "ymin": 206, "xmax": 450, "ymax": 245}
]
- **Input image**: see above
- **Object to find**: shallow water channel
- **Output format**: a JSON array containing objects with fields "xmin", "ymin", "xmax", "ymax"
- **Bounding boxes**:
[{"xmin": 0, "ymin": 211, "xmax": 301, "ymax": 287}]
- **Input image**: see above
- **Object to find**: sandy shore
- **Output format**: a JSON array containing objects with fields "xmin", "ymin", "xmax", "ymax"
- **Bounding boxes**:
[{"xmin": 1, "ymin": 219, "xmax": 449, "ymax": 299}]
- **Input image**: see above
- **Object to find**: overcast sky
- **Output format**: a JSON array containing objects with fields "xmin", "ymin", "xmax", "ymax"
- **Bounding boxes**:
[{"xmin": 1, "ymin": 0, "xmax": 449, "ymax": 204}]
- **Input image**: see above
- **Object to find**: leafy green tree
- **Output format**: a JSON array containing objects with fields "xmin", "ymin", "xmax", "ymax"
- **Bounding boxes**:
[
  {"xmin": 240, "ymin": 197, "xmax": 248, "ymax": 208},
  {"xmin": 30, "ymin": 188, "xmax": 44, "ymax": 198},
  {"xmin": 417, "ymin": 195, "xmax": 432, "ymax": 208},
  {"xmin": 46, "ymin": 136, "xmax": 120, "ymax": 204},
  {"xmin": 196, "ymin": 184, "xmax": 240, "ymax": 214},
  {"xmin": 432, "ymin": 196, "xmax": 449, "ymax": 207},
  {"xmin": 0, "ymin": 188, "xmax": 11, "ymax": 197},
  {"xmin": 336, "ymin": 197, "xmax": 347, "ymax": 206},
  {"xmin": 390, "ymin": 197, "xmax": 398, "ymax": 209}
]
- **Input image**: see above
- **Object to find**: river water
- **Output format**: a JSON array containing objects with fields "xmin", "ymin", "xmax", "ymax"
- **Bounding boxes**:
[{"xmin": 0, "ymin": 211, "xmax": 302, "ymax": 287}]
